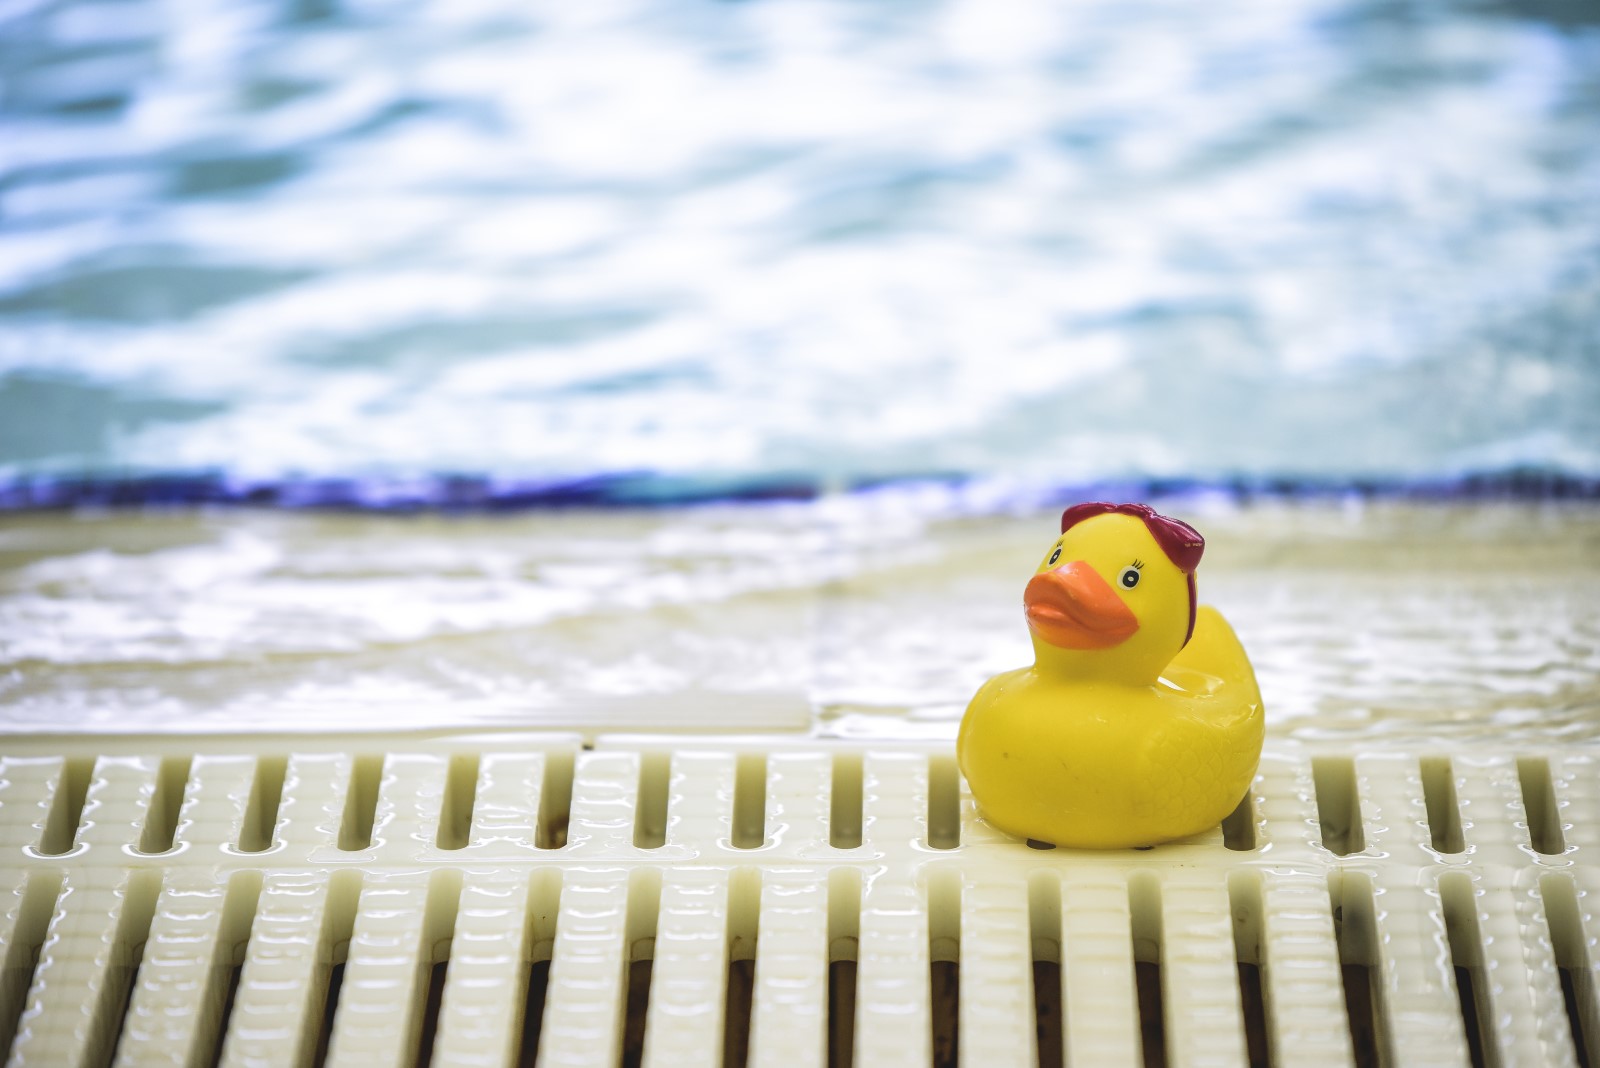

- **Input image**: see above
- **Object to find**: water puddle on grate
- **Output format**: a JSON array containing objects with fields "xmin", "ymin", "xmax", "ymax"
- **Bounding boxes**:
[{"xmin": 1, "ymin": 740, "xmax": 1597, "ymax": 1066}]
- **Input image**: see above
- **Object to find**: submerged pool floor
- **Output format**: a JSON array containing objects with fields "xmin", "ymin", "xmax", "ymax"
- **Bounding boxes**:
[{"xmin": 0, "ymin": 498, "xmax": 1595, "ymax": 744}]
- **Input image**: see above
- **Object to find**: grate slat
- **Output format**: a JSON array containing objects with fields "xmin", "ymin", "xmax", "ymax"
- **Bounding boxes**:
[
  {"xmin": 7, "ymin": 870, "xmax": 157, "ymax": 1068},
  {"xmin": 1476, "ymin": 876, "xmax": 1578, "ymax": 1067},
  {"xmin": 78, "ymin": 757, "xmax": 161, "ymax": 855},
  {"xmin": 1252, "ymin": 753, "xmax": 1322, "ymax": 861},
  {"xmin": 958, "ymin": 876, "xmax": 1035, "ymax": 1067},
  {"xmin": 324, "ymin": 874, "xmax": 436, "ymax": 1067},
  {"xmin": 853, "ymin": 754, "xmax": 933, "ymax": 1066},
  {"xmin": 1256, "ymin": 873, "xmax": 1352, "ymax": 1065},
  {"xmin": 1370, "ymin": 873, "xmax": 1474, "ymax": 1067},
  {"xmin": 764, "ymin": 753, "xmax": 832, "ymax": 854},
  {"xmin": 853, "ymin": 876, "xmax": 931, "ymax": 1067},
  {"xmin": 1355, "ymin": 754, "xmax": 1429, "ymax": 861},
  {"xmin": 746, "ymin": 869, "xmax": 828, "ymax": 1068},
  {"xmin": 1451, "ymin": 756, "xmax": 1526, "ymax": 863},
  {"xmin": 844, "ymin": 751, "xmax": 934, "ymax": 1068},
  {"xmin": 665, "ymin": 752, "xmax": 738, "ymax": 853},
  {"xmin": 0, "ymin": 871, "xmax": 60, "ymax": 1066},
  {"xmin": 467, "ymin": 753, "xmax": 547, "ymax": 853},
  {"xmin": 537, "ymin": 870, "xmax": 632, "ymax": 1068},
  {"xmin": 1553, "ymin": 755, "xmax": 1600, "ymax": 857},
  {"xmin": 642, "ymin": 869, "xmax": 733, "ymax": 1067},
  {"xmin": 283, "ymin": 754, "xmax": 362, "ymax": 857},
  {"xmin": 1059, "ymin": 869, "xmax": 1142, "ymax": 1067},
  {"xmin": 0, "ymin": 758, "xmax": 70, "ymax": 856},
  {"xmin": 221, "ymin": 871, "xmax": 350, "ymax": 1068},
  {"xmin": 861, "ymin": 753, "xmax": 929, "ymax": 854},
  {"xmin": 111, "ymin": 872, "xmax": 235, "ymax": 1068},
  {"xmin": 565, "ymin": 753, "xmax": 643, "ymax": 856},
  {"xmin": 1159, "ymin": 876, "xmax": 1250, "ymax": 1068},
  {"xmin": 429, "ymin": 873, "xmax": 536, "ymax": 1068},
  {"xmin": 369, "ymin": 755, "xmax": 451, "ymax": 860},
  {"xmin": 173, "ymin": 756, "xmax": 258, "ymax": 856}
]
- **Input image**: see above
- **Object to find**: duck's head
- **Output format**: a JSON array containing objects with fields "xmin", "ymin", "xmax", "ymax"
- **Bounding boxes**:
[{"xmin": 1024, "ymin": 502, "xmax": 1204, "ymax": 683}]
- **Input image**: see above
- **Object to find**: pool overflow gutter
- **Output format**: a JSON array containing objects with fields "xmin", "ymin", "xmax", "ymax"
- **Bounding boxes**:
[{"xmin": 2, "ymin": 737, "xmax": 1598, "ymax": 1067}]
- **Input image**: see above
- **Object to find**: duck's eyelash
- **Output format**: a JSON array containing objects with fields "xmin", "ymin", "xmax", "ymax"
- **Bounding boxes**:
[{"xmin": 1131, "ymin": 559, "xmax": 1144, "ymax": 569}]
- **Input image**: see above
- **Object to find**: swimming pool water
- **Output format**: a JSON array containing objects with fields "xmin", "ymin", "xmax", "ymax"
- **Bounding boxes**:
[
  {"xmin": 2, "ymin": 498, "xmax": 1595, "ymax": 740},
  {"xmin": 1, "ymin": 0, "xmax": 1598, "ymax": 494}
]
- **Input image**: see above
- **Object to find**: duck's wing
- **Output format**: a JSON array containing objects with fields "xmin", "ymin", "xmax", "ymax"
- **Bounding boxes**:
[
  {"xmin": 1136, "ymin": 701, "xmax": 1262, "ymax": 833},
  {"xmin": 1163, "ymin": 605, "xmax": 1259, "ymax": 698},
  {"xmin": 1138, "ymin": 607, "xmax": 1265, "ymax": 834}
]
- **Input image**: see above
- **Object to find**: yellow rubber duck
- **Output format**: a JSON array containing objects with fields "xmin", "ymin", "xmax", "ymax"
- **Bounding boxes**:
[{"xmin": 957, "ymin": 502, "xmax": 1263, "ymax": 849}]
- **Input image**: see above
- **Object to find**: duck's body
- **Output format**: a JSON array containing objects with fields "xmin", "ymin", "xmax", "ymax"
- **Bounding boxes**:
[{"xmin": 957, "ymin": 504, "xmax": 1264, "ymax": 849}]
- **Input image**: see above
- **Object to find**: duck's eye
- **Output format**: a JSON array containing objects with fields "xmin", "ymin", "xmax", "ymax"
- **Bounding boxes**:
[
  {"xmin": 1048, "ymin": 546, "xmax": 1062, "ymax": 566},
  {"xmin": 1118, "ymin": 566, "xmax": 1141, "ymax": 589}
]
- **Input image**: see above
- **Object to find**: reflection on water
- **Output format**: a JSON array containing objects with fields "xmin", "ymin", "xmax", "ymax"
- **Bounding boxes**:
[
  {"xmin": 2, "ymin": 498, "xmax": 1596, "ymax": 743},
  {"xmin": 1, "ymin": 0, "xmax": 1598, "ymax": 489}
]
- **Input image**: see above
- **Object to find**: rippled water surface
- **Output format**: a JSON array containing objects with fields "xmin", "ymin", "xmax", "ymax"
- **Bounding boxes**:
[
  {"xmin": 2, "ymin": 0, "xmax": 1599, "ymax": 489},
  {"xmin": 3, "ymin": 1, "xmax": 1598, "ymax": 744},
  {"xmin": 3, "ymin": 499, "xmax": 1596, "ymax": 742}
]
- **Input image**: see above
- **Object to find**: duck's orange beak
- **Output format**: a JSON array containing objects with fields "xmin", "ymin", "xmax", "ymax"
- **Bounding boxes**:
[{"xmin": 1024, "ymin": 561, "xmax": 1140, "ymax": 649}]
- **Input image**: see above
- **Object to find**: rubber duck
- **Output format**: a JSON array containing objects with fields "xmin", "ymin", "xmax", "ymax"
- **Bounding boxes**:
[{"xmin": 957, "ymin": 502, "xmax": 1263, "ymax": 849}]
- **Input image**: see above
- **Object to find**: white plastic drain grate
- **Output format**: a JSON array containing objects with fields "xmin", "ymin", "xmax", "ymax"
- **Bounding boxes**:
[{"xmin": 3, "ymin": 735, "xmax": 1600, "ymax": 1068}]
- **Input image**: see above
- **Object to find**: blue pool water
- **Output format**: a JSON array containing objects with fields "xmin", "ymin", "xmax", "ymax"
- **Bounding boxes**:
[{"xmin": 1, "ymin": 0, "xmax": 1598, "ymax": 501}]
